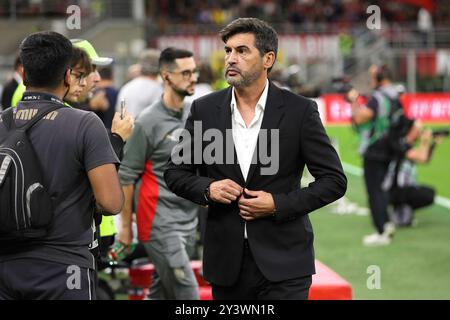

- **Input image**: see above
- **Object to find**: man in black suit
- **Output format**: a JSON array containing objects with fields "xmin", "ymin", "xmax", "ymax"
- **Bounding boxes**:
[
  {"xmin": 1, "ymin": 56, "xmax": 23, "ymax": 110},
  {"xmin": 164, "ymin": 18, "xmax": 347, "ymax": 300}
]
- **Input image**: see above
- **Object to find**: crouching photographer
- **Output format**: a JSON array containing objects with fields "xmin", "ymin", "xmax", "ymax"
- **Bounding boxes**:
[
  {"xmin": 382, "ymin": 119, "xmax": 448, "ymax": 227},
  {"xmin": 345, "ymin": 65, "xmax": 404, "ymax": 245}
]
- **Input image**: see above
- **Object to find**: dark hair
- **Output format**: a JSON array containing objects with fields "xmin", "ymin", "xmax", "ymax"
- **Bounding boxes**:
[
  {"xmin": 219, "ymin": 17, "xmax": 278, "ymax": 72},
  {"xmin": 375, "ymin": 65, "xmax": 392, "ymax": 82},
  {"xmin": 159, "ymin": 47, "xmax": 193, "ymax": 72},
  {"xmin": 98, "ymin": 66, "xmax": 113, "ymax": 80},
  {"xmin": 70, "ymin": 47, "xmax": 92, "ymax": 74},
  {"xmin": 19, "ymin": 31, "xmax": 72, "ymax": 88}
]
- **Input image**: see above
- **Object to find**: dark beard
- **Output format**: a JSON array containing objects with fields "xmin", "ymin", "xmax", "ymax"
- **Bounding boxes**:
[
  {"xmin": 226, "ymin": 69, "xmax": 261, "ymax": 88},
  {"xmin": 172, "ymin": 85, "xmax": 193, "ymax": 98}
]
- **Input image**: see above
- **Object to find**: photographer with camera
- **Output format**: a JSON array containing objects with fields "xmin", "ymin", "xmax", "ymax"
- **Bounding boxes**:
[
  {"xmin": 382, "ymin": 119, "xmax": 447, "ymax": 227},
  {"xmin": 347, "ymin": 65, "xmax": 402, "ymax": 246}
]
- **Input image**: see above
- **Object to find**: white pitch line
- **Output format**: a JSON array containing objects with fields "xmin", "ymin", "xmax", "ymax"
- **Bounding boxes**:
[
  {"xmin": 436, "ymin": 196, "xmax": 450, "ymax": 209},
  {"xmin": 342, "ymin": 162, "xmax": 363, "ymax": 176},
  {"xmin": 342, "ymin": 162, "xmax": 450, "ymax": 210}
]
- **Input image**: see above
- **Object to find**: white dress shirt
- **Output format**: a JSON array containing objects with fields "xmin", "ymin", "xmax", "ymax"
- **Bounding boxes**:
[{"xmin": 230, "ymin": 79, "xmax": 269, "ymax": 238}]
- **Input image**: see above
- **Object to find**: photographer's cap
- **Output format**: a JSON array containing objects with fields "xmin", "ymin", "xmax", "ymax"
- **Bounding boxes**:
[{"xmin": 71, "ymin": 39, "xmax": 113, "ymax": 66}]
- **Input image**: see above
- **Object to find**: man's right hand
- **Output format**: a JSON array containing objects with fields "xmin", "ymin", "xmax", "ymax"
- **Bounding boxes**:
[
  {"xmin": 118, "ymin": 224, "xmax": 133, "ymax": 246},
  {"xmin": 346, "ymin": 88, "xmax": 359, "ymax": 103},
  {"xmin": 209, "ymin": 179, "xmax": 243, "ymax": 204}
]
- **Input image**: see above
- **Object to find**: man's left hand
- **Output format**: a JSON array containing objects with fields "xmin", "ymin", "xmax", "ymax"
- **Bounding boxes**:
[{"xmin": 238, "ymin": 188, "xmax": 276, "ymax": 221}]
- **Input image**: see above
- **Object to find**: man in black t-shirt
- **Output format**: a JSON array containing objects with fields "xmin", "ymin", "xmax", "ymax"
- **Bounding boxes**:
[
  {"xmin": 348, "ymin": 65, "xmax": 400, "ymax": 246},
  {"xmin": 0, "ymin": 32, "xmax": 124, "ymax": 300}
]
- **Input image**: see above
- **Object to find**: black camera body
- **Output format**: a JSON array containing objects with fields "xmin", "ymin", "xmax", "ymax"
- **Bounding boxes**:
[{"xmin": 432, "ymin": 128, "xmax": 449, "ymax": 138}]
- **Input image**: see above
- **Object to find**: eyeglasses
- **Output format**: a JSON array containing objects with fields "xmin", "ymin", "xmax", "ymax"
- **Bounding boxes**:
[
  {"xmin": 169, "ymin": 69, "xmax": 199, "ymax": 80},
  {"xmin": 70, "ymin": 70, "xmax": 87, "ymax": 84}
]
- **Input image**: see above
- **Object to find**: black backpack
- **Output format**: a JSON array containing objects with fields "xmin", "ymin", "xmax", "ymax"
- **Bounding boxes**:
[{"xmin": 0, "ymin": 104, "xmax": 62, "ymax": 243}]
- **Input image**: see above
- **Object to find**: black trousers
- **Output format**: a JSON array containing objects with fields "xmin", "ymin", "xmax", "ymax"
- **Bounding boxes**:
[
  {"xmin": 363, "ymin": 157, "xmax": 391, "ymax": 234},
  {"xmin": 211, "ymin": 240, "xmax": 312, "ymax": 300},
  {"xmin": 0, "ymin": 258, "xmax": 96, "ymax": 300},
  {"xmin": 390, "ymin": 185, "xmax": 435, "ymax": 210}
]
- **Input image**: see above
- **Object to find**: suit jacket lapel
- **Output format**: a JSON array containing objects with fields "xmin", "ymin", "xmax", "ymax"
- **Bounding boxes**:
[{"xmin": 246, "ymin": 81, "xmax": 285, "ymax": 185}]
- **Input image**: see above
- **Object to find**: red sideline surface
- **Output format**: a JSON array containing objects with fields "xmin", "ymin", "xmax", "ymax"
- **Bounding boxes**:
[
  {"xmin": 128, "ymin": 260, "xmax": 351, "ymax": 300},
  {"xmin": 309, "ymin": 260, "xmax": 352, "ymax": 300}
]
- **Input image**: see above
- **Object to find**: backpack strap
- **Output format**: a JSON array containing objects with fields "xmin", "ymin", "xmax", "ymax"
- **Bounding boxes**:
[
  {"xmin": 20, "ymin": 104, "xmax": 64, "ymax": 132},
  {"xmin": 1, "ymin": 103, "xmax": 63, "ymax": 132}
]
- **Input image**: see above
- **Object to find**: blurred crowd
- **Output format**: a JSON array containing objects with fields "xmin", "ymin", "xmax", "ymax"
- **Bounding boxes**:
[
  {"xmin": 2, "ymin": 0, "xmax": 450, "ymax": 28},
  {"xmin": 152, "ymin": 0, "xmax": 450, "ymax": 28}
]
